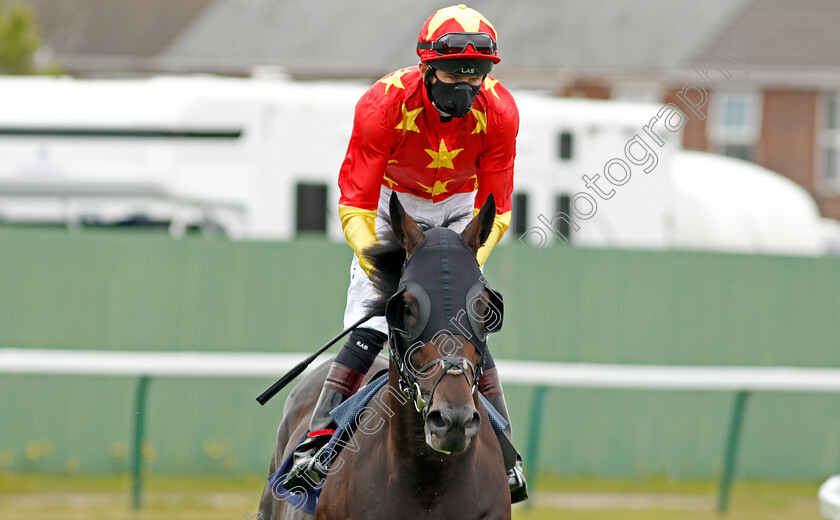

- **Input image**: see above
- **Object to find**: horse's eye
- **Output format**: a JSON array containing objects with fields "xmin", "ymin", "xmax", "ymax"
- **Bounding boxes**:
[
  {"xmin": 472, "ymin": 294, "xmax": 489, "ymax": 329},
  {"xmin": 402, "ymin": 293, "xmax": 420, "ymax": 331}
]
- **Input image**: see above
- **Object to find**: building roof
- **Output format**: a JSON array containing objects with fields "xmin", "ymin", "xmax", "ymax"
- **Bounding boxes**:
[
  {"xmin": 23, "ymin": 0, "xmax": 214, "ymax": 72},
  {"xmin": 694, "ymin": 0, "xmax": 840, "ymax": 87},
  {"xmin": 154, "ymin": 0, "xmax": 749, "ymax": 77},
  {"xmin": 20, "ymin": 0, "xmax": 840, "ymax": 88},
  {"xmin": 696, "ymin": 0, "xmax": 840, "ymax": 71}
]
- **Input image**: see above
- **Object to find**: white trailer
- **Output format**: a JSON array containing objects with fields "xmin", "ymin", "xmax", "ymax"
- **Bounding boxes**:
[
  {"xmin": 0, "ymin": 75, "xmax": 361, "ymax": 240},
  {"xmin": 0, "ymin": 74, "xmax": 831, "ymax": 254},
  {"xmin": 513, "ymin": 91, "xmax": 680, "ymax": 249}
]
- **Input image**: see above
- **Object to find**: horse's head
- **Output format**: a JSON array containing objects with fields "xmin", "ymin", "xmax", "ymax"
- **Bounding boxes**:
[{"xmin": 378, "ymin": 192, "xmax": 504, "ymax": 454}]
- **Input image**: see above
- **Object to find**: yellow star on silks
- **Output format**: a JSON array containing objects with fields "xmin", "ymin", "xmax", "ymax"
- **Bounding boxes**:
[
  {"xmin": 471, "ymin": 109, "xmax": 487, "ymax": 134},
  {"xmin": 395, "ymin": 103, "xmax": 423, "ymax": 133},
  {"xmin": 469, "ymin": 175, "xmax": 478, "ymax": 190},
  {"xmin": 378, "ymin": 69, "xmax": 412, "ymax": 95},
  {"xmin": 483, "ymin": 77, "xmax": 500, "ymax": 100},
  {"xmin": 425, "ymin": 139, "xmax": 463, "ymax": 169},
  {"xmin": 418, "ymin": 179, "xmax": 455, "ymax": 197},
  {"xmin": 426, "ymin": 5, "xmax": 496, "ymax": 38},
  {"xmin": 383, "ymin": 174, "xmax": 398, "ymax": 189}
]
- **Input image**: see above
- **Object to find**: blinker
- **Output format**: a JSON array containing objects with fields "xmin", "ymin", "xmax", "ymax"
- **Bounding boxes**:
[{"xmin": 385, "ymin": 281, "xmax": 430, "ymax": 341}]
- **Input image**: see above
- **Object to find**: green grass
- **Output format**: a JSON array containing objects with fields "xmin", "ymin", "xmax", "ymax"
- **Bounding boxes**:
[
  {"xmin": 0, "ymin": 473, "xmax": 824, "ymax": 520},
  {"xmin": 0, "ymin": 472, "xmax": 264, "ymax": 493}
]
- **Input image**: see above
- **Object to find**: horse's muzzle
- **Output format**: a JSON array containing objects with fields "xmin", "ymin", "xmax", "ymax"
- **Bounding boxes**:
[{"xmin": 425, "ymin": 404, "xmax": 481, "ymax": 454}]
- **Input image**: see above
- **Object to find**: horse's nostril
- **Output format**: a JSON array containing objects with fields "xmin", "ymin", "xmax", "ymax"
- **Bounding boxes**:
[
  {"xmin": 464, "ymin": 411, "xmax": 481, "ymax": 436},
  {"xmin": 426, "ymin": 410, "xmax": 449, "ymax": 433}
]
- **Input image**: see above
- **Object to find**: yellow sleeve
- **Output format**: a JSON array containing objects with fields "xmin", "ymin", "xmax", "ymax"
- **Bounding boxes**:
[
  {"xmin": 474, "ymin": 210, "xmax": 511, "ymax": 266},
  {"xmin": 338, "ymin": 205, "xmax": 379, "ymax": 275}
]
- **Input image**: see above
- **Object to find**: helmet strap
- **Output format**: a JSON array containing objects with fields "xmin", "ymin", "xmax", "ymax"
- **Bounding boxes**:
[
  {"xmin": 423, "ymin": 64, "xmax": 436, "ymax": 84},
  {"xmin": 423, "ymin": 65, "xmax": 453, "ymax": 121}
]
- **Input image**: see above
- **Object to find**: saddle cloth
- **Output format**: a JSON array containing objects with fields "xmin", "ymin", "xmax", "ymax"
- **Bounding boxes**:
[{"xmin": 267, "ymin": 373, "xmax": 508, "ymax": 514}]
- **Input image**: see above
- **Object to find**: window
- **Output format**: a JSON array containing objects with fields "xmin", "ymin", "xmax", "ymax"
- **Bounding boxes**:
[
  {"xmin": 822, "ymin": 94, "xmax": 840, "ymax": 190},
  {"xmin": 557, "ymin": 131, "xmax": 573, "ymax": 160},
  {"xmin": 555, "ymin": 194, "xmax": 573, "ymax": 243},
  {"xmin": 512, "ymin": 192, "xmax": 528, "ymax": 235},
  {"xmin": 295, "ymin": 183, "xmax": 327, "ymax": 233},
  {"xmin": 708, "ymin": 90, "xmax": 761, "ymax": 161}
]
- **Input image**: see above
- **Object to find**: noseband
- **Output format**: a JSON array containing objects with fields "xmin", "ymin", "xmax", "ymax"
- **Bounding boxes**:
[{"xmin": 389, "ymin": 337, "xmax": 480, "ymax": 415}]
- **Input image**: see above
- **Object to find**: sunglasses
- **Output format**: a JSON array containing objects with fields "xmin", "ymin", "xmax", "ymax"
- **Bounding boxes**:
[{"xmin": 417, "ymin": 32, "xmax": 497, "ymax": 56}]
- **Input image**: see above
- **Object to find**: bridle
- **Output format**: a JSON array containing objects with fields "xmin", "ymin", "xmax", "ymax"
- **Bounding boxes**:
[
  {"xmin": 388, "ymin": 334, "xmax": 482, "ymax": 416},
  {"xmin": 384, "ymin": 227, "xmax": 502, "ymax": 417}
]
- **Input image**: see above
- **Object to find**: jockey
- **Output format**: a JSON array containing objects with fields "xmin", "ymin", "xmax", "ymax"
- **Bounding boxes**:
[{"xmin": 284, "ymin": 4, "xmax": 527, "ymax": 502}]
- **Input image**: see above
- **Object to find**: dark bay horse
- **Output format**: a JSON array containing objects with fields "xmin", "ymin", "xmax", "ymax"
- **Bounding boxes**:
[{"xmin": 258, "ymin": 193, "xmax": 510, "ymax": 519}]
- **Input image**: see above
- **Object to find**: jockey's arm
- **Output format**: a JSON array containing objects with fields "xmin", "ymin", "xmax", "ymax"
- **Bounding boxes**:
[
  {"xmin": 337, "ymin": 94, "xmax": 394, "ymax": 275},
  {"xmin": 474, "ymin": 96, "xmax": 519, "ymax": 266}
]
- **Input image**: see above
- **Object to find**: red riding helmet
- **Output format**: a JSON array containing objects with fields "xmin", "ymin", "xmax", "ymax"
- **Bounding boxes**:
[{"xmin": 416, "ymin": 5, "xmax": 500, "ymax": 75}]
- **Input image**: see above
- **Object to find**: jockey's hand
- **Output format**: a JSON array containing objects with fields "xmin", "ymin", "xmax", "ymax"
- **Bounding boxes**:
[
  {"xmin": 339, "ymin": 205, "xmax": 379, "ymax": 277},
  {"xmin": 473, "ymin": 209, "xmax": 511, "ymax": 266}
]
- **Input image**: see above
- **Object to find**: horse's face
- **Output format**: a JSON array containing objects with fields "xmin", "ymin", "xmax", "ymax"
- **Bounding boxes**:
[
  {"xmin": 397, "ymin": 291, "xmax": 483, "ymax": 453},
  {"xmin": 386, "ymin": 192, "xmax": 502, "ymax": 454}
]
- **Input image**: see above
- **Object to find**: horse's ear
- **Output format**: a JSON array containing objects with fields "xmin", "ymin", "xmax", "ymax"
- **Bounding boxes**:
[
  {"xmin": 389, "ymin": 192, "xmax": 424, "ymax": 256},
  {"xmin": 461, "ymin": 194, "xmax": 496, "ymax": 256}
]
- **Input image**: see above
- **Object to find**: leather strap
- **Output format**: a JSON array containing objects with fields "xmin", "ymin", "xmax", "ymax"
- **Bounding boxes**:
[
  {"xmin": 478, "ymin": 366, "xmax": 502, "ymax": 397},
  {"xmin": 324, "ymin": 362, "xmax": 365, "ymax": 397}
]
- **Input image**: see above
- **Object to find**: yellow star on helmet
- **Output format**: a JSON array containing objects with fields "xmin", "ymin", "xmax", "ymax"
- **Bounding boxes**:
[
  {"xmin": 427, "ymin": 5, "xmax": 496, "ymax": 39},
  {"xmin": 483, "ymin": 77, "xmax": 500, "ymax": 100},
  {"xmin": 425, "ymin": 139, "xmax": 463, "ymax": 169},
  {"xmin": 471, "ymin": 109, "xmax": 487, "ymax": 134},
  {"xmin": 378, "ymin": 68, "xmax": 412, "ymax": 95},
  {"xmin": 418, "ymin": 179, "xmax": 455, "ymax": 196},
  {"xmin": 395, "ymin": 103, "xmax": 423, "ymax": 133}
]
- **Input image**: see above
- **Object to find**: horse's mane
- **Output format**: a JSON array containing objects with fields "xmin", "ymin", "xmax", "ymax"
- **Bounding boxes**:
[{"xmin": 363, "ymin": 211, "xmax": 470, "ymax": 318}]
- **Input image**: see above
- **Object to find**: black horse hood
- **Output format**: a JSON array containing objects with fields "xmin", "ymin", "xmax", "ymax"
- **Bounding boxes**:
[{"xmin": 386, "ymin": 227, "xmax": 503, "ymax": 356}]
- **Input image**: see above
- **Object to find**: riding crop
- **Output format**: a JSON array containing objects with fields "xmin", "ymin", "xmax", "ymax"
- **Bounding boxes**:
[{"xmin": 256, "ymin": 314, "xmax": 372, "ymax": 405}]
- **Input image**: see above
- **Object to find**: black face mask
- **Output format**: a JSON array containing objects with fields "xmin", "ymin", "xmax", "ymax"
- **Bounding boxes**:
[{"xmin": 428, "ymin": 79, "xmax": 481, "ymax": 118}]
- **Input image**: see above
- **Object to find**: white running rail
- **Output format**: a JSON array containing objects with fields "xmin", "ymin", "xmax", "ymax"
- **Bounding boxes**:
[
  {"xmin": 3, "ymin": 349, "xmax": 840, "ymax": 392},
  {"xmin": 3, "ymin": 348, "xmax": 840, "ymax": 514}
]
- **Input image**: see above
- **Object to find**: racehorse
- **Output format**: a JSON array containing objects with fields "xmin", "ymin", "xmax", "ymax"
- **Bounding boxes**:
[{"xmin": 258, "ymin": 193, "xmax": 510, "ymax": 519}]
